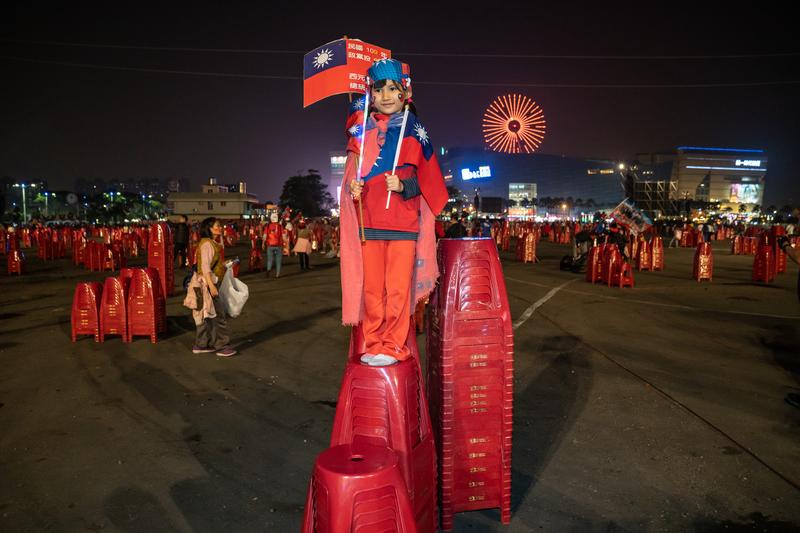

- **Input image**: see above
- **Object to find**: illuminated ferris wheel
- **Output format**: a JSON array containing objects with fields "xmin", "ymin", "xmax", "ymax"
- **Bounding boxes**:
[{"xmin": 482, "ymin": 94, "xmax": 546, "ymax": 154}]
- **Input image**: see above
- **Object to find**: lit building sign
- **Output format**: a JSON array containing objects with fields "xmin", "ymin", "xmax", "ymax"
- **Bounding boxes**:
[
  {"xmin": 735, "ymin": 159, "xmax": 761, "ymax": 167},
  {"xmin": 461, "ymin": 166, "xmax": 492, "ymax": 181}
]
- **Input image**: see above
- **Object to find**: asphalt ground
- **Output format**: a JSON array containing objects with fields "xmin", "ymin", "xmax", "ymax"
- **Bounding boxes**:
[{"xmin": 0, "ymin": 238, "xmax": 799, "ymax": 532}]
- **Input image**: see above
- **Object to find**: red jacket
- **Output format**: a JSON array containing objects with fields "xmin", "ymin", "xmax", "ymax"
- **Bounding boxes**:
[{"xmin": 264, "ymin": 223, "xmax": 282, "ymax": 247}]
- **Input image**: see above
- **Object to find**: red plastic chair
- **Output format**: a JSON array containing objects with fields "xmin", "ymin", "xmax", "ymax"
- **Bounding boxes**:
[
  {"xmin": 301, "ymin": 444, "xmax": 418, "ymax": 533},
  {"xmin": 100, "ymin": 276, "xmax": 130, "ymax": 342},
  {"xmin": 330, "ymin": 327, "xmax": 437, "ymax": 533},
  {"xmin": 71, "ymin": 282, "xmax": 103, "ymax": 342}
]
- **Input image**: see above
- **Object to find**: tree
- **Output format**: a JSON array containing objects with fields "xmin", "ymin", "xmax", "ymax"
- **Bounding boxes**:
[{"xmin": 279, "ymin": 170, "xmax": 334, "ymax": 217}]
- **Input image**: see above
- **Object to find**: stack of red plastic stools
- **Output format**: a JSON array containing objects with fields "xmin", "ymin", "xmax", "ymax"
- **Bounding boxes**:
[
  {"xmin": 249, "ymin": 238, "xmax": 264, "ymax": 271},
  {"xmin": 731, "ymin": 235, "xmax": 743, "ymax": 255},
  {"xmin": 636, "ymin": 237, "xmax": 651, "ymax": 271},
  {"xmin": 609, "ymin": 260, "xmax": 635, "ymax": 288},
  {"xmin": 693, "ymin": 242, "xmax": 713, "ymax": 282},
  {"xmin": 148, "ymin": 222, "xmax": 175, "ymax": 298},
  {"xmin": 127, "ymin": 268, "xmax": 160, "ymax": 343},
  {"xmin": 100, "ymin": 276, "xmax": 130, "ymax": 342},
  {"xmin": 38, "ymin": 233, "xmax": 53, "ymax": 260},
  {"xmin": 325, "ymin": 323, "xmax": 437, "ymax": 533},
  {"xmin": 7, "ymin": 249, "xmax": 24, "ymax": 275},
  {"xmin": 650, "ymin": 236, "xmax": 664, "ymax": 270},
  {"xmin": 585, "ymin": 245, "xmax": 602, "ymax": 283},
  {"xmin": 427, "ymin": 238, "xmax": 513, "ymax": 530},
  {"xmin": 301, "ymin": 444, "xmax": 418, "ymax": 533},
  {"xmin": 752, "ymin": 243, "xmax": 775, "ymax": 283},
  {"xmin": 71, "ymin": 282, "xmax": 103, "ymax": 342}
]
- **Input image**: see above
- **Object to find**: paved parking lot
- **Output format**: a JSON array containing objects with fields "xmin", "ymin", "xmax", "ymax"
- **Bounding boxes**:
[{"xmin": 1, "ymin": 239, "xmax": 798, "ymax": 532}]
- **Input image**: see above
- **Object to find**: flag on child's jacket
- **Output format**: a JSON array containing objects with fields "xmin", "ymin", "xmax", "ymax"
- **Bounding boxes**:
[{"xmin": 303, "ymin": 39, "xmax": 391, "ymax": 108}]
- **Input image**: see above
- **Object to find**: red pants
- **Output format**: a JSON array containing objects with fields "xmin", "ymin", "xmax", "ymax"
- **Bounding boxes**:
[{"xmin": 362, "ymin": 239, "xmax": 415, "ymax": 360}]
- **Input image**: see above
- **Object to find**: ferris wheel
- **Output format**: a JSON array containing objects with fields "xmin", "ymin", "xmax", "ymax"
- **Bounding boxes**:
[{"xmin": 482, "ymin": 94, "xmax": 547, "ymax": 154}]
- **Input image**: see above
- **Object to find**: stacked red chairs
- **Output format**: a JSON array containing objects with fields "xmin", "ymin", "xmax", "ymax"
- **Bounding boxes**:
[
  {"xmin": 585, "ymin": 245, "xmax": 602, "ymax": 283},
  {"xmin": 693, "ymin": 242, "xmax": 713, "ymax": 282},
  {"xmin": 301, "ymin": 444, "xmax": 418, "ymax": 533},
  {"xmin": 427, "ymin": 238, "xmax": 513, "ymax": 530},
  {"xmin": 752, "ymin": 242, "xmax": 775, "ymax": 283},
  {"xmin": 38, "ymin": 236, "xmax": 53, "ymax": 260},
  {"xmin": 328, "ymin": 323, "xmax": 437, "ymax": 533},
  {"xmin": 731, "ymin": 235, "xmax": 743, "ymax": 255},
  {"xmin": 648, "ymin": 236, "xmax": 664, "ymax": 271},
  {"xmin": 7, "ymin": 249, "xmax": 24, "ymax": 275},
  {"xmin": 71, "ymin": 282, "xmax": 103, "ymax": 342},
  {"xmin": 100, "ymin": 276, "xmax": 130, "ymax": 342},
  {"xmin": 608, "ymin": 259, "xmax": 635, "ymax": 288},
  {"xmin": 602, "ymin": 245, "xmax": 623, "ymax": 285},
  {"xmin": 249, "ymin": 238, "xmax": 264, "ymax": 272},
  {"xmin": 148, "ymin": 222, "xmax": 175, "ymax": 297},
  {"xmin": 635, "ymin": 236, "xmax": 652, "ymax": 271},
  {"xmin": 127, "ymin": 268, "xmax": 160, "ymax": 343}
]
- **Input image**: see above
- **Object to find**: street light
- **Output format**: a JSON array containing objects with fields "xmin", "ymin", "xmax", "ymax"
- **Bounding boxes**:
[{"xmin": 12, "ymin": 183, "xmax": 37, "ymax": 222}]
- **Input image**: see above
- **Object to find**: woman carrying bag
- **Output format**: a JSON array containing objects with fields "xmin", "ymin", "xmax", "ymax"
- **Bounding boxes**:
[{"xmin": 184, "ymin": 217, "xmax": 236, "ymax": 357}]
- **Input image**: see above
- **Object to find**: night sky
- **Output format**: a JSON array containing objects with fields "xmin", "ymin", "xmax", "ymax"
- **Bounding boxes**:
[{"xmin": 2, "ymin": 5, "xmax": 798, "ymax": 206}]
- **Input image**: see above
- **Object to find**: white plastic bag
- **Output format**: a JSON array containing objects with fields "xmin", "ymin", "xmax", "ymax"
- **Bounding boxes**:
[{"xmin": 219, "ymin": 266, "xmax": 249, "ymax": 318}]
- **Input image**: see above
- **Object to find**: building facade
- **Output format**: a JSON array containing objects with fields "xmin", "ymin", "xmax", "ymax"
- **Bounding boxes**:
[{"xmin": 167, "ymin": 179, "xmax": 260, "ymax": 222}]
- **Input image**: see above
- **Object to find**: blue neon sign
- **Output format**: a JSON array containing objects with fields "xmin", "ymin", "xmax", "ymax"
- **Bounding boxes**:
[{"xmin": 461, "ymin": 165, "xmax": 492, "ymax": 181}]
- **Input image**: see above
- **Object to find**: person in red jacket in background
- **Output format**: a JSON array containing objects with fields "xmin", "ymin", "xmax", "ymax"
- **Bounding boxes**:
[
  {"xmin": 341, "ymin": 58, "xmax": 447, "ymax": 367},
  {"xmin": 262, "ymin": 212, "xmax": 283, "ymax": 278}
]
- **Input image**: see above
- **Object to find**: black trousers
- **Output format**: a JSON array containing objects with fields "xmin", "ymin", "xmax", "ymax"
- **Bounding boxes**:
[{"xmin": 298, "ymin": 252, "xmax": 309, "ymax": 270}]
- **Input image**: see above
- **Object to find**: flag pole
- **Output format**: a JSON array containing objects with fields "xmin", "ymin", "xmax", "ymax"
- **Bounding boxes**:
[
  {"xmin": 386, "ymin": 103, "xmax": 410, "ymax": 209},
  {"xmin": 355, "ymin": 85, "xmax": 370, "ymax": 241}
]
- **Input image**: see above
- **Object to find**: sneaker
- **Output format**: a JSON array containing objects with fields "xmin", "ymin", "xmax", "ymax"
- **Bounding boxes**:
[
  {"xmin": 216, "ymin": 346, "xmax": 237, "ymax": 357},
  {"xmin": 360, "ymin": 353, "xmax": 377, "ymax": 364},
  {"xmin": 192, "ymin": 345, "xmax": 216, "ymax": 354},
  {"xmin": 367, "ymin": 354, "xmax": 398, "ymax": 367}
]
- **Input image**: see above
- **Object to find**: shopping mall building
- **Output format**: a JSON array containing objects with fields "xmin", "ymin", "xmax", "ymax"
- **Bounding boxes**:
[{"xmin": 327, "ymin": 145, "xmax": 767, "ymax": 217}]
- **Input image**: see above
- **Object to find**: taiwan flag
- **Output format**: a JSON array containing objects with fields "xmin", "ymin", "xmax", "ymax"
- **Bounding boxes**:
[{"xmin": 303, "ymin": 38, "xmax": 391, "ymax": 108}]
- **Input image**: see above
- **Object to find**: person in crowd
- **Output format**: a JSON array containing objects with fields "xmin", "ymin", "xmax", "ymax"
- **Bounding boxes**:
[
  {"xmin": 187, "ymin": 217, "xmax": 236, "ymax": 357},
  {"xmin": 669, "ymin": 223, "xmax": 683, "ymax": 247},
  {"xmin": 173, "ymin": 214, "xmax": 190, "ymax": 268},
  {"xmin": 263, "ymin": 212, "xmax": 283, "ymax": 278},
  {"xmin": 444, "ymin": 212, "xmax": 467, "ymax": 238},
  {"xmin": 294, "ymin": 220, "xmax": 313, "ymax": 271}
]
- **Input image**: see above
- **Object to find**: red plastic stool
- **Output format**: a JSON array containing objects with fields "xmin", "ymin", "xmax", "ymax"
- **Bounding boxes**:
[
  {"xmin": 301, "ymin": 444, "xmax": 418, "ymax": 533},
  {"xmin": 71, "ymin": 282, "xmax": 103, "ymax": 342},
  {"xmin": 331, "ymin": 324, "xmax": 436, "ymax": 533},
  {"xmin": 693, "ymin": 242, "xmax": 713, "ymax": 282}
]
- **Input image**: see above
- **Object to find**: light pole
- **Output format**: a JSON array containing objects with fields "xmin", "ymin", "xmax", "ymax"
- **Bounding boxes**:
[
  {"xmin": 13, "ymin": 183, "xmax": 37, "ymax": 222},
  {"xmin": 44, "ymin": 192, "xmax": 49, "ymax": 217}
]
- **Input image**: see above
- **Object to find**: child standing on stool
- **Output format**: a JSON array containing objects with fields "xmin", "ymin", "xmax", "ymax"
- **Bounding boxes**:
[{"xmin": 340, "ymin": 58, "xmax": 448, "ymax": 367}]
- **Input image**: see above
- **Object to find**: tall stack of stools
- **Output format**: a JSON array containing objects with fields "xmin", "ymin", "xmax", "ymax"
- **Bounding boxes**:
[
  {"xmin": 731, "ymin": 235, "xmax": 743, "ymax": 255},
  {"xmin": 427, "ymin": 238, "xmax": 513, "ymax": 530},
  {"xmin": 771, "ymin": 226, "xmax": 787, "ymax": 274},
  {"xmin": 635, "ymin": 235, "xmax": 652, "ymax": 271},
  {"xmin": 249, "ymin": 238, "xmax": 263, "ymax": 272},
  {"xmin": 100, "ymin": 276, "xmax": 130, "ymax": 342},
  {"xmin": 693, "ymin": 241, "xmax": 713, "ymax": 282},
  {"xmin": 128, "ymin": 268, "xmax": 161, "ymax": 343},
  {"xmin": 71, "ymin": 282, "xmax": 103, "ymax": 342},
  {"xmin": 752, "ymin": 233, "xmax": 775, "ymax": 283},
  {"xmin": 586, "ymin": 245, "xmax": 602, "ymax": 283},
  {"xmin": 302, "ymin": 323, "xmax": 433, "ymax": 533},
  {"xmin": 148, "ymin": 222, "xmax": 174, "ymax": 298},
  {"xmin": 649, "ymin": 236, "xmax": 664, "ymax": 270},
  {"xmin": 7, "ymin": 249, "xmax": 24, "ymax": 275}
]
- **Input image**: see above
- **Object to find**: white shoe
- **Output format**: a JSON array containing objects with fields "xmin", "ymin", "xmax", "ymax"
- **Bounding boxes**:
[
  {"xmin": 367, "ymin": 354, "xmax": 398, "ymax": 367},
  {"xmin": 360, "ymin": 353, "xmax": 377, "ymax": 364}
]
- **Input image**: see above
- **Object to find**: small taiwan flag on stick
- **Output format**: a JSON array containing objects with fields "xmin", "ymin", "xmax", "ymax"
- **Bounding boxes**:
[{"xmin": 303, "ymin": 38, "xmax": 391, "ymax": 107}]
